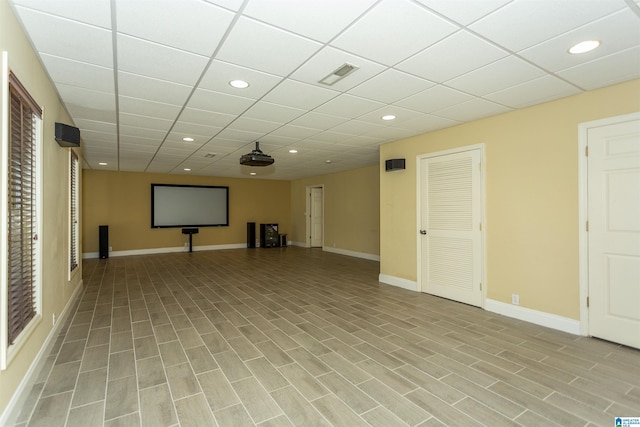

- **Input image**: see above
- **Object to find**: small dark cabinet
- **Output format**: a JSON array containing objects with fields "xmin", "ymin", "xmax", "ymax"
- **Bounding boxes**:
[{"xmin": 260, "ymin": 223, "xmax": 279, "ymax": 248}]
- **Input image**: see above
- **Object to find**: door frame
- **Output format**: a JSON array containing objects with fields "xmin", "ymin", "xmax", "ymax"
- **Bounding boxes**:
[
  {"xmin": 416, "ymin": 143, "xmax": 486, "ymax": 306},
  {"xmin": 306, "ymin": 184, "xmax": 324, "ymax": 248},
  {"xmin": 577, "ymin": 111, "xmax": 640, "ymax": 336}
]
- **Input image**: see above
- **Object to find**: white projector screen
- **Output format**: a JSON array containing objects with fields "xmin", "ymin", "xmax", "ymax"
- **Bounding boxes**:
[{"xmin": 151, "ymin": 184, "xmax": 229, "ymax": 228}]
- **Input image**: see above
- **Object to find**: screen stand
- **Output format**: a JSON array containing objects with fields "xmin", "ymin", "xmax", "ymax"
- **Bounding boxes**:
[{"xmin": 181, "ymin": 228, "xmax": 199, "ymax": 253}]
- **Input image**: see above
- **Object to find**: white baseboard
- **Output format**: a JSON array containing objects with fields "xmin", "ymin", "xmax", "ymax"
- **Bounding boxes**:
[
  {"xmin": 0, "ymin": 280, "xmax": 84, "ymax": 426},
  {"xmin": 83, "ymin": 243, "xmax": 248, "ymax": 259},
  {"xmin": 289, "ymin": 241, "xmax": 306, "ymax": 248},
  {"xmin": 378, "ymin": 274, "xmax": 418, "ymax": 291},
  {"xmin": 485, "ymin": 298, "xmax": 581, "ymax": 335},
  {"xmin": 323, "ymin": 246, "xmax": 380, "ymax": 262}
]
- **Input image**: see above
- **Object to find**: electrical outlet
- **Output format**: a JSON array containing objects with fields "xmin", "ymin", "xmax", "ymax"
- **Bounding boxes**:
[
  {"xmin": 52, "ymin": 313, "xmax": 56, "ymax": 326},
  {"xmin": 511, "ymin": 294, "xmax": 520, "ymax": 305}
]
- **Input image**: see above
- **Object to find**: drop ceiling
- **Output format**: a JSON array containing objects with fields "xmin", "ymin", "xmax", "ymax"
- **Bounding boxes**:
[{"xmin": 8, "ymin": 0, "xmax": 640, "ymax": 180}]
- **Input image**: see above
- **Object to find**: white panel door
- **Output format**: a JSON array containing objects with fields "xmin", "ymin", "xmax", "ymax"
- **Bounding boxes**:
[
  {"xmin": 588, "ymin": 119, "xmax": 640, "ymax": 349},
  {"xmin": 310, "ymin": 187, "xmax": 323, "ymax": 247},
  {"xmin": 420, "ymin": 148, "xmax": 482, "ymax": 307}
]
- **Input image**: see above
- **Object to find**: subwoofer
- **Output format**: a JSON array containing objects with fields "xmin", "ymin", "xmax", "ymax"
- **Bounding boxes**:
[
  {"xmin": 247, "ymin": 222, "xmax": 256, "ymax": 248},
  {"xmin": 99, "ymin": 225, "xmax": 109, "ymax": 259}
]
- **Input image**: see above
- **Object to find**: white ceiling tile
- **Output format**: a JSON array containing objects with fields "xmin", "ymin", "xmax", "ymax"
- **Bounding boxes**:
[
  {"xmin": 170, "ymin": 122, "xmax": 223, "ymax": 140},
  {"xmin": 484, "ymin": 75, "xmax": 581, "ymax": 109},
  {"xmin": 446, "ymin": 56, "xmax": 546, "ymax": 96},
  {"xmin": 118, "ymin": 96, "xmax": 182, "ymax": 119},
  {"xmin": 243, "ymin": 101, "xmax": 306, "ymax": 123},
  {"xmin": 288, "ymin": 112, "xmax": 348, "ymax": 131},
  {"xmin": 11, "ymin": 0, "xmax": 112, "ymax": 28},
  {"xmin": 269, "ymin": 125, "xmax": 321, "ymax": 139},
  {"xmin": 215, "ymin": 128, "xmax": 265, "ymax": 142},
  {"xmin": 66, "ymin": 104, "xmax": 116, "ymax": 123},
  {"xmin": 198, "ymin": 60, "xmax": 283, "ymax": 99},
  {"xmin": 263, "ymin": 80, "xmax": 339, "ymax": 111},
  {"xmin": 119, "ymin": 124, "xmax": 167, "ymax": 140},
  {"xmin": 243, "ymin": 0, "xmax": 377, "ymax": 42},
  {"xmin": 80, "ymin": 129, "xmax": 117, "ymax": 142},
  {"xmin": 357, "ymin": 106, "xmax": 425, "ymax": 125},
  {"xmin": 202, "ymin": 0, "xmax": 244, "ymax": 11},
  {"xmin": 256, "ymin": 134, "xmax": 300, "ymax": 147},
  {"xmin": 519, "ymin": 9, "xmax": 640, "ymax": 72},
  {"xmin": 314, "ymin": 94, "xmax": 384, "ymax": 118},
  {"xmin": 117, "ymin": 72, "xmax": 192, "ymax": 106},
  {"xmin": 187, "ymin": 88, "xmax": 255, "ymax": 115},
  {"xmin": 394, "ymin": 85, "xmax": 473, "ymax": 113},
  {"xmin": 74, "ymin": 119, "xmax": 116, "ymax": 134},
  {"xmin": 216, "ymin": 16, "xmax": 322, "ymax": 76},
  {"xmin": 415, "ymin": 0, "xmax": 511, "ymax": 25},
  {"xmin": 557, "ymin": 45, "xmax": 640, "ymax": 90},
  {"xmin": 432, "ymin": 98, "xmax": 512, "ymax": 122},
  {"xmin": 117, "ymin": 34, "xmax": 209, "ymax": 86},
  {"xmin": 332, "ymin": 0, "xmax": 458, "ymax": 66},
  {"xmin": 119, "ymin": 135, "xmax": 163, "ymax": 147},
  {"xmin": 57, "ymin": 83, "xmax": 115, "ymax": 111},
  {"xmin": 40, "ymin": 54, "xmax": 113, "ymax": 93},
  {"xmin": 228, "ymin": 117, "xmax": 283, "ymax": 134},
  {"xmin": 119, "ymin": 112, "xmax": 174, "ymax": 132},
  {"xmin": 179, "ymin": 108, "xmax": 236, "ymax": 128},
  {"xmin": 120, "ymin": 141, "xmax": 160, "ymax": 152},
  {"xmin": 300, "ymin": 131, "xmax": 353, "ymax": 143},
  {"xmin": 328, "ymin": 120, "xmax": 385, "ymax": 136},
  {"xmin": 116, "ymin": 0, "xmax": 234, "ymax": 56},
  {"xmin": 390, "ymin": 113, "xmax": 460, "ymax": 134},
  {"xmin": 469, "ymin": 0, "xmax": 626, "ymax": 52},
  {"xmin": 397, "ymin": 30, "xmax": 508, "ymax": 82},
  {"xmin": 14, "ymin": 6, "xmax": 113, "ymax": 67},
  {"xmin": 348, "ymin": 69, "xmax": 435, "ymax": 104},
  {"xmin": 290, "ymin": 47, "xmax": 386, "ymax": 91}
]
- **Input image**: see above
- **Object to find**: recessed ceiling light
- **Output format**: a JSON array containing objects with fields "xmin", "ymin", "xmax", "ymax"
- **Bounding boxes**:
[
  {"xmin": 183, "ymin": 168, "xmax": 191, "ymax": 171},
  {"xmin": 250, "ymin": 172, "xmax": 256, "ymax": 176},
  {"xmin": 569, "ymin": 40, "xmax": 600, "ymax": 54},
  {"xmin": 182, "ymin": 137, "xmax": 194, "ymax": 142},
  {"xmin": 325, "ymin": 159, "xmax": 332, "ymax": 164},
  {"xmin": 382, "ymin": 114, "xmax": 396, "ymax": 121},
  {"xmin": 98, "ymin": 162, "xmax": 107, "ymax": 166},
  {"xmin": 229, "ymin": 79, "xmax": 249, "ymax": 89},
  {"xmin": 288, "ymin": 149, "xmax": 298, "ymax": 154}
]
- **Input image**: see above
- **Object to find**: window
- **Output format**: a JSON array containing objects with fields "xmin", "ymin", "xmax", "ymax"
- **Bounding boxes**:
[
  {"xmin": 2, "ymin": 69, "xmax": 42, "ymax": 366},
  {"xmin": 70, "ymin": 150, "xmax": 79, "ymax": 274}
]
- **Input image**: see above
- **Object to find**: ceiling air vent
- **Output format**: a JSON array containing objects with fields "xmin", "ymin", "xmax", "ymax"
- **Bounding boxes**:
[{"xmin": 319, "ymin": 63, "xmax": 359, "ymax": 86}]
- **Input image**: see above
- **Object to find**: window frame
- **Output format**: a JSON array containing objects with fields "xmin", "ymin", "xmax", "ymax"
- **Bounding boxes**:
[
  {"xmin": 1, "ymin": 54, "xmax": 43, "ymax": 370},
  {"xmin": 69, "ymin": 149, "xmax": 79, "ymax": 279}
]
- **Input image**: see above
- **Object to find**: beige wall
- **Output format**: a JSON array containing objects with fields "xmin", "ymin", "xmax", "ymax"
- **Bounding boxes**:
[
  {"xmin": 0, "ymin": 0, "xmax": 82, "ymax": 418},
  {"xmin": 380, "ymin": 79, "xmax": 640, "ymax": 320},
  {"xmin": 291, "ymin": 165, "xmax": 380, "ymax": 256},
  {"xmin": 82, "ymin": 170, "xmax": 290, "ymax": 253}
]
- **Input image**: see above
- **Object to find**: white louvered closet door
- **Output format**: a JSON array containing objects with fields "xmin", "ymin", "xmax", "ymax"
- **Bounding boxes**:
[{"xmin": 420, "ymin": 149, "xmax": 482, "ymax": 307}]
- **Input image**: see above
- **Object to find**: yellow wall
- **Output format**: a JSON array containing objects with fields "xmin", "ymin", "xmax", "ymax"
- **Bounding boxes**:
[
  {"xmin": 0, "ymin": 0, "xmax": 82, "ymax": 417},
  {"xmin": 291, "ymin": 165, "xmax": 380, "ymax": 256},
  {"xmin": 380, "ymin": 79, "xmax": 640, "ymax": 320},
  {"xmin": 82, "ymin": 170, "xmax": 291, "ymax": 253}
]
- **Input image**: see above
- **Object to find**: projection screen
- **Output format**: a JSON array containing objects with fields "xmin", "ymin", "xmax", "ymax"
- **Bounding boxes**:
[{"xmin": 151, "ymin": 184, "xmax": 229, "ymax": 228}]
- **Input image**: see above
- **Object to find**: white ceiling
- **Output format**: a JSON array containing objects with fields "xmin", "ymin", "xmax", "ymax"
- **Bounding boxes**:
[{"xmin": 9, "ymin": 0, "xmax": 640, "ymax": 180}]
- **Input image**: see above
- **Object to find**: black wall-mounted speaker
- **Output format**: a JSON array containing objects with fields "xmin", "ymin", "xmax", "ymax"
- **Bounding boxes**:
[
  {"xmin": 55, "ymin": 122, "xmax": 81, "ymax": 148},
  {"xmin": 385, "ymin": 158, "xmax": 406, "ymax": 171}
]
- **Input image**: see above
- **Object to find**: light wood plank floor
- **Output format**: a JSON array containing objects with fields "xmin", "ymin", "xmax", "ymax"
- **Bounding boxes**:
[{"xmin": 14, "ymin": 247, "xmax": 640, "ymax": 426}]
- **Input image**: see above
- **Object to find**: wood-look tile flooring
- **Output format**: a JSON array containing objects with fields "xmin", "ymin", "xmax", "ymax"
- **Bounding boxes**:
[{"xmin": 14, "ymin": 247, "xmax": 640, "ymax": 426}]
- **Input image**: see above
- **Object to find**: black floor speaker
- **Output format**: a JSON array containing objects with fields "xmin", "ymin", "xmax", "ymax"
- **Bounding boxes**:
[
  {"xmin": 99, "ymin": 225, "xmax": 109, "ymax": 259},
  {"xmin": 247, "ymin": 222, "xmax": 256, "ymax": 248}
]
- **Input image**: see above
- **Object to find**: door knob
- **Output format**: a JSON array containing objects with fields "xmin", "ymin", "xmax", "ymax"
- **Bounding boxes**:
[{"xmin": 419, "ymin": 230, "xmax": 427, "ymax": 235}]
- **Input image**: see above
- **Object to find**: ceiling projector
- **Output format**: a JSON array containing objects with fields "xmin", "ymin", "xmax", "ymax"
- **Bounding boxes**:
[{"xmin": 239, "ymin": 141, "xmax": 274, "ymax": 167}]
